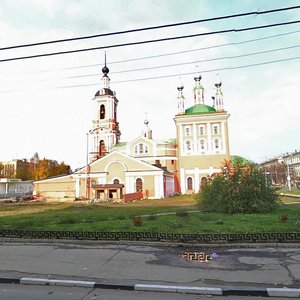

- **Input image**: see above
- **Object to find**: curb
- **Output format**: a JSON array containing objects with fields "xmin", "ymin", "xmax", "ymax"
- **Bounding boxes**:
[{"xmin": 0, "ymin": 277, "xmax": 300, "ymax": 297}]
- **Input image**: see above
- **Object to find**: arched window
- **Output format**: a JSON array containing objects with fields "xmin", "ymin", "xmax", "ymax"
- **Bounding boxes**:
[
  {"xmin": 134, "ymin": 143, "xmax": 149, "ymax": 154},
  {"xmin": 213, "ymin": 138, "xmax": 222, "ymax": 151},
  {"xmin": 138, "ymin": 143, "xmax": 143, "ymax": 153},
  {"xmin": 199, "ymin": 139, "xmax": 206, "ymax": 151},
  {"xmin": 200, "ymin": 177, "xmax": 207, "ymax": 189},
  {"xmin": 186, "ymin": 140, "xmax": 192, "ymax": 151},
  {"xmin": 215, "ymin": 139, "xmax": 219, "ymax": 149},
  {"xmin": 185, "ymin": 127, "xmax": 191, "ymax": 136},
  {"xmin": 100, "ymin": 104, "xmax": 105, "ymax": 119},
  {"xmin": 187, "ymin": 177, "xmax": 193, "ymax": 190},
  {"xmin": 136, "ymin": 178, "xmax": 143, "ymax": 192},
  {"xmin": 113, "ymin": 179, "xmax": 120, "ymax": 184},
  {"xmin": 99, "ymin": 140, "xmax": 106, "ymax": 157}
]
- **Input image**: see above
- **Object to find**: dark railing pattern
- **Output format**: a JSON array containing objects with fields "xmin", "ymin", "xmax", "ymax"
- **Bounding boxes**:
[{"xmin": 0, "ymin": 230, "xmax": 299, "ymax": 243}]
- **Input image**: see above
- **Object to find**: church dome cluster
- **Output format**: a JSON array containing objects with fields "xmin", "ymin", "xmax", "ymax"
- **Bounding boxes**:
[{"xmin": 177, "ymin": 73, "xmax": 224, "ymax": 115}]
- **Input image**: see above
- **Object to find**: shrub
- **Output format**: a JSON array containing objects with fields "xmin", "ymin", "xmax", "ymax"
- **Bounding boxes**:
[
  {"xmin": 279, "ymin": 214, "xmax": 288, "ymax": 223},
  {"xmin": 132, "ymin": 216, "xmax": 143, "ymax": 226},
  {"xmin": 197, "ymin": 160, "xmax": 280, "ymax": 214}
]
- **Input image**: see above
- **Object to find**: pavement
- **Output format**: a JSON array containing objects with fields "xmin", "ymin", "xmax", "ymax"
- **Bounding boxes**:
[{"xmin": 0, "ymin": 239, "xmax": 300, "ymax": 297}]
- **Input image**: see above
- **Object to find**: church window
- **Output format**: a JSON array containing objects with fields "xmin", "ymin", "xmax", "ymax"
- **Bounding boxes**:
[
  {"xmin": 199, "ymin": 126, "xmax": 205, "ymax": 136},
  {"xmin": 185, "ymin": 126, "xmax": 191, "ymax": 136},
  {"xmin": 186, "ymin": 140, "xmax": 192, "ymax": 151},
  {"xmin": 187, "ymin": 177, "xmax": 193, "ymax": 190},
  {"xmin": 113, "ymin": 179, "xmax": 120, "ymax": 184},
  {"xmin": 200, "ymin": 177, "xmax": 207, "ymax": 189},
  {"xmin": 199, "ymin": 139, "xmax": 206, "ymax": 151},
  {"xmin": 100, "ymin": 104, "xmax": 105, "ymax": 119},
  {"xmin": 139, "ymin": 143, "xmax": 143, "ymax": 153},
  {"xmin": 135, "ymin": 143, "xmax": 148, "ymax": 154},
  {"xmin": 136, "ymin": 178, "xmax": 143, "ymax": 192},
  {"xmin": 213, "ymin": 138, "xmax": 222, "ymax": 151},
  {"xmin": 99, "ymin": 140, "xmax": 106, "ymax": 157},
  {"xmin": 213, "ymin": 124, "xmax": 219, "ymax": 135}
]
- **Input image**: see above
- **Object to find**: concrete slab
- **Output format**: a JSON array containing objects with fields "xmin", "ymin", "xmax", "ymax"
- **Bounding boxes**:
[{"xmin": 287, "ymin": 264, "xmax": 300, "ymax": 280}]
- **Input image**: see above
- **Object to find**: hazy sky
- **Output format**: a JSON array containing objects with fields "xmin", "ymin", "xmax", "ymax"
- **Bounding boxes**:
[{"xmin": 0, "ymin": 0, "xmax": 299, "ymax": 169}]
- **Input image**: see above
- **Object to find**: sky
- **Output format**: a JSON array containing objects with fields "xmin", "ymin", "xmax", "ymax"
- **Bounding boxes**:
[{"xmin": 0, "ymin": 0, "xmax": 299, "ymax": 170}]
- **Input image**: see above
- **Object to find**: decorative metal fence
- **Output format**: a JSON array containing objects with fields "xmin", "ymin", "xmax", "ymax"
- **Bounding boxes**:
[{"xmin": 0, "ymin": 230, "xmax": 299, "ymax": 243}]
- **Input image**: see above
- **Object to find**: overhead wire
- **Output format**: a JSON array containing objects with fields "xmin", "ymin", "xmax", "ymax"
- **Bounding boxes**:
[
  {"xmin": 66, "ymin": 29, "xmax": 300, "ymax": 69},
  {"xmin": 1, "ymin": 20, "xmax": 300, "ymax": 63},
  {"xmin": 0, "ymin": 5, "xmax": 299, "ymax": 51},
  {"xmin": 21, "ymin": 55, "xmax": 300, "ymax": 90},
  {"xmin": 14, "ymin": 29, "xmax": 300, "ymax": 74},
  {"xmin": 62, "ymin": 44, "xmax": 300, "ymax": 79}
]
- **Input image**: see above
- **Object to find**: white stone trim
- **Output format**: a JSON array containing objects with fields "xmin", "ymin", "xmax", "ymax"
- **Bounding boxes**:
[
  {"xmin": 104, "ymin": 160, "xmax": 128, "ymax": 172},
  {"xmin": 154, "ymin": 175, "xmax": 164, "ymax": 198},
  {"xmin": 136, "ymin": 156, "xmax": 178, "ymax": 161},
  {"xmin": 180, "ymin": 168, "xmax": 185, "ymax": 194},
  {"xmin": 75, "ymin": 178, "xmax": 80, "ymax": 198},
  {"xmin": 33, "ymin": 175, "xmax": 73, "ymax": 184}
]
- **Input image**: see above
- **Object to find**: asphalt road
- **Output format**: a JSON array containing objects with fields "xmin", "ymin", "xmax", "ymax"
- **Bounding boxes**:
[{"xmin": 0, "ymin": 284, "xmax": 294, "ymax": 300}]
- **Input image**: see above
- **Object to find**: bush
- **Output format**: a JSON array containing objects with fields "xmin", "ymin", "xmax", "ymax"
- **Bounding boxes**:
[
  {"xmin": 197, "ymin": 160, "xmax": 280, "ymax": 214},
  {"xmin": 132, "ymin": 216, "xmax": 143, "ymax": 226}
]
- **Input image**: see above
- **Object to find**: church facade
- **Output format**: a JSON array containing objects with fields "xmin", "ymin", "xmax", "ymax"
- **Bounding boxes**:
[{"xmin": 34, "ymin": 63, "xmax": 230, "ymax": 200}]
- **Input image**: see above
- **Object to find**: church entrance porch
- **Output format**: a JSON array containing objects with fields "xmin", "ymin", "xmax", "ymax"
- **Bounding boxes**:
[{"xmin": 92, "ymin": 184, "xmax": 124, "ymax": 201}]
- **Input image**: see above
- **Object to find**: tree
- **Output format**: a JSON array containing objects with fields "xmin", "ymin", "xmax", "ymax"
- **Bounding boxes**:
[
  {"xmin": 198, "ymin": 160, "xmax": 280, "ymax": 214},
  {"xmin": 0, "ymin": 163, "xmax": 3, "ymax": 178},
  {"xmin": 35, "ymin": 158, "xmax": 71, "ymax": 180}
]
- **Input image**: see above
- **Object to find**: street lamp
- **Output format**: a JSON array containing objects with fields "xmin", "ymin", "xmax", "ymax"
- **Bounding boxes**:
[
  {"xmin": 85, "ymin": 132, "xmax": 89, "ymax": 199},
  {"xmin": 279, "ymin": 155, "xmax": 293, "ymax": 191},
  {"xmin": 287, "ymin": 163, "xmax": 291, "ymax": 191}
]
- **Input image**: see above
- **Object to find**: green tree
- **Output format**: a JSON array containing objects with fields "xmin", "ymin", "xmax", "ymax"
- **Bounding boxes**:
[{"xmin": 198, "ymin": 160, "xmax": 280, "ymax": 214}]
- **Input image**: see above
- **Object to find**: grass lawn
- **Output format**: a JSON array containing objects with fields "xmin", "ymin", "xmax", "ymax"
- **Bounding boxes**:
[
  {"xmin": 278, "ymin": 189, "xmax": 300, "ymax": 195},
  {"xmin": 0, "ymin": 195, "xmax": 299, "ymax": 233},
  {"xmin": 280, "ymin": 196, "xmax": 300, "ymax": 204}
]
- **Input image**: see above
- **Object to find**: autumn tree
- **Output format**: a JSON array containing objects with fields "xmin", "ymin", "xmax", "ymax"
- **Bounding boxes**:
[
  {"xmin": 198, "ymin": 160, "xmax": 280, "ymax": 214},
  {"xmin": 0, "ymin": 163, "xmax": 3, "ymax": 178},
  {"xmin": 35, "ymin": 158, "xmax": 71, "ymax": 180}
]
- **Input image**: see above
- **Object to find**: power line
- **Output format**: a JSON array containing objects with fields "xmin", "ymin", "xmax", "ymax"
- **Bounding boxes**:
[
  {"xmin": 67, "ymin": 29, "xmax": 300, "ymax": 69},
  {"xmin": 1, "ymin": 5, "xmax": 299, "ymax": 51},
  {"xmin": 54, "ymin": 55, "xmax": 300, "ymax": 89},
  {"xmin": 1, "ymin": 20, "xmax": 300, "ymax": 63},
  {"xmin": 63, "ymin": 44, "xmax": 300, "ymax": 79},
  {"xmin": 17, "ymin": 29, "xmax": 300, "ymax": 73},
  {"xmin": 1, "ymin": 55, "xmax": 299, "ymax": 94}
]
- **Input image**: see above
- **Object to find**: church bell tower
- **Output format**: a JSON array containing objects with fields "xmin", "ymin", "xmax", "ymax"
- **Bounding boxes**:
[{"xmin": 89, "ymin": 55, "xmax": 121, "ymax": 162}]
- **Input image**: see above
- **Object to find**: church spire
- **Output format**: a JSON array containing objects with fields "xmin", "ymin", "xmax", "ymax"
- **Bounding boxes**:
[
  {"xmin": 177, "ymin": 82, "xmax": 185, "ymax": 115},
  {"xmin": 101, "ymin": 52, "xmax": 110, "ymax": 89},
  {"xmin": 143, "ymin": 113, "xmax": 153, "ymax": 139},
  {"xmin": 214, "ymin": 74, "xmax": 224, "ymax": 111},
  {"xmin": 193, "ymin": 73, "xmax": 204, "ymax": 105}
]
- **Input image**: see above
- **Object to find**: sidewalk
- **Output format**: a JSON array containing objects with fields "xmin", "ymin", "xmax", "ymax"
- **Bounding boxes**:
[{"xmin": 0, "ymin": 240, "xmax": 299, "ymax": 297}]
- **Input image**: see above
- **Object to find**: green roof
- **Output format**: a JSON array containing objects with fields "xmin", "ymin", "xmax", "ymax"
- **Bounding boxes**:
[{"xmin": 185, "ymin": 104, "xmax": 216, "ymax": 115}]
